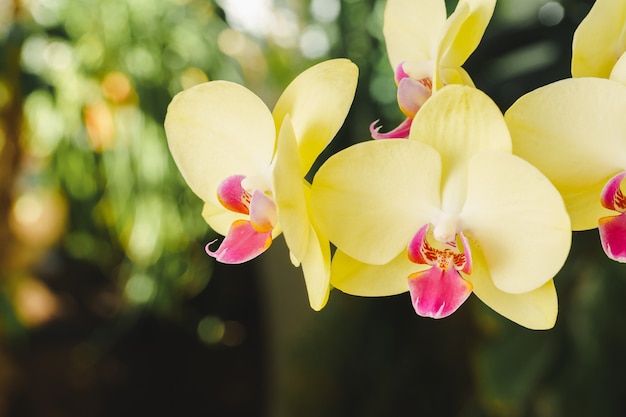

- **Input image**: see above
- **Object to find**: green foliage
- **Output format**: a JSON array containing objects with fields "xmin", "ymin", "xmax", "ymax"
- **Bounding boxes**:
[{"xmin": 5, "ymin": 0, "xmax": 241, "ymax": 313}]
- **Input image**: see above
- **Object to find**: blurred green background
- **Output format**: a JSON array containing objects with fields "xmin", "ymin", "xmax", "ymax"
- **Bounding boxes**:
[{"xmin": 0, "ymin": 0, "xmax": 623, "ymax": 416}]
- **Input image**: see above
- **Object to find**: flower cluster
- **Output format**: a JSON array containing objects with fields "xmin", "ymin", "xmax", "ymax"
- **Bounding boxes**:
[{"xmin": 165, "ymin": 0, "xmax": 626, "ymax": 329}]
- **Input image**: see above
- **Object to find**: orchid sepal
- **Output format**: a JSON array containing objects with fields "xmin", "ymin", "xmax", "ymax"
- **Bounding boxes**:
[{"xmin": 300, "ymin": 223, "xmax": 332, "ymax": 311}]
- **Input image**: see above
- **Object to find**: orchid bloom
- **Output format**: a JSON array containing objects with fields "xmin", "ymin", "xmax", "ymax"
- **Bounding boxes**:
[
  {"xmin": 371, "ymin": 0, "xmax": 495, "ymax": 139},
  {"xmin": 164, "ymin": 59, "xmax": 358, "ymax": 310},
  {"xmin": 503, "ymin": 0, "xmax": 626, "ymax": 263},
  {"xmin": 505, "ymin": 77, "xmax": 626, "ymax": 263},
  {"xmin": 572, "ymin": 0, "xmax": 626, "ymax": 84},
  {"xmin": 311, "ymin": 85, "xmax": 571, "ymax": 329}
]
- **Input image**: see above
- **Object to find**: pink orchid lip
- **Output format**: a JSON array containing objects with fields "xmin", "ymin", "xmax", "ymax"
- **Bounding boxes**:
[
  {"xmin": 217, "ymin": 175, "xmax": 277, "ymax": 226},
  {"xmin": 206, "ymin": 219, "xmax": 272, "ymax": 264},
  {"xmin": 599, "ymin": 214, "xmax": 626, "ymax": 263},
  {"xmin": 370, "ymin": 64, "xmax": 432, "ymax": 140},
  {"xmin": 406, "ymin": 224, "xmax": 473, "ymax": 319},
  {"xmin": 408, "ymin": 265, "xmax": 473, "ymax": 319},
  {"xmin": 599, "ymin": 171, "xmax": 626, "ymax": 262},
  {"xmin": 210, "ymin": 174, "xmax": 278, "ymax": 264}
]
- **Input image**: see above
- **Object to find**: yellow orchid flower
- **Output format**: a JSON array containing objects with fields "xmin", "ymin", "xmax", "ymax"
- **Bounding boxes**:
[
  {"xmin": 164, "ymin": 59, "xmax": 358, "ymax": 310},
  {"xmin": 371, "ymin": 0, "xmax": 496, "ymax": 138},
  {"xmin": 311, "ymin": 85, "xmax": 571, "ymax": 329},
  {"xmin": 516, "ymin": 0, "xmax": 626, "ymax": 262},
  {"xmin": 572, "ymin": 0, "xmax": 626, "ymax": 84},
  {"xmin": 505, "ymin": 77, "xmax": 626, "ymax": 263}
]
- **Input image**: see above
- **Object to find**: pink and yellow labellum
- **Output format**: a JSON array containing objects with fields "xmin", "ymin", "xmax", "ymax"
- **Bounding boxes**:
[
  {"xmin": 370, "ymin": 65, "xmax": 432, "ymax": 139},
  {"xmin": 311, "ymin": 85, "xmax": 571, "ymax": 329},
  {"xmin": 599, "ymin": 172, "xmax": 626, "ymax": 262},
  {"xmin": 407, "ymin": 224, "xmax": 472, "ymax": 318},
  {"xmin": 165, "ymin": 59, "xmax": 358, "ymax": 310},
  {"xmin": 206, "ymin": 220, "xmax": 272, "ymax": 264},
  {"xmin": 205, "ymin": 175, "xmax": 278, "ymax": 263},
  {"xmin": 371, "ymin": 0, "xmax": 495, "ymax": 139}
]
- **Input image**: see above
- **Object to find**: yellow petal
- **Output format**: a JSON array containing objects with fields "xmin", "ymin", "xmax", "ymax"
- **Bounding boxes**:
[
  {"xmin": 272, "ymin": 59, "xmax": 358, "ymax": 174},
  {"xmin": 331, "ymin": 250, "xmax": 425, "ymax": 296},
  {"xmin": 572, "ymin": 0, "xmax": 626, "ymax": 78},
  {"xmin": 505, "ymin": 77, "xmax": 626, "ymax": 230},
  {"xmin": 468, "ymin": 242, "xmax": 557, "ymax": 330},
  {"xmin": 383, "ymin": 0, "xmax": 447, "ymax": 69},
  {"xmin": 272, "ymin": 117, "xmax": 310, "ymax": 262},
  {"xmin": 461, "ymin": 151, "xmax": 571, "ymax": 294},
  {"xmin": 165, "ymin": 81, "xmax": 275, "ymax": 206},
  {"xmin": 300, "ymin": 224, "xmax": 331, "ymax": 311},
  {"xmin": 436, "ymin": 0, "xmax": 495, "ymax": 88},
  {"xmin": 311, "ymin": 140, "xmax": 441, "ymax": 265}
]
